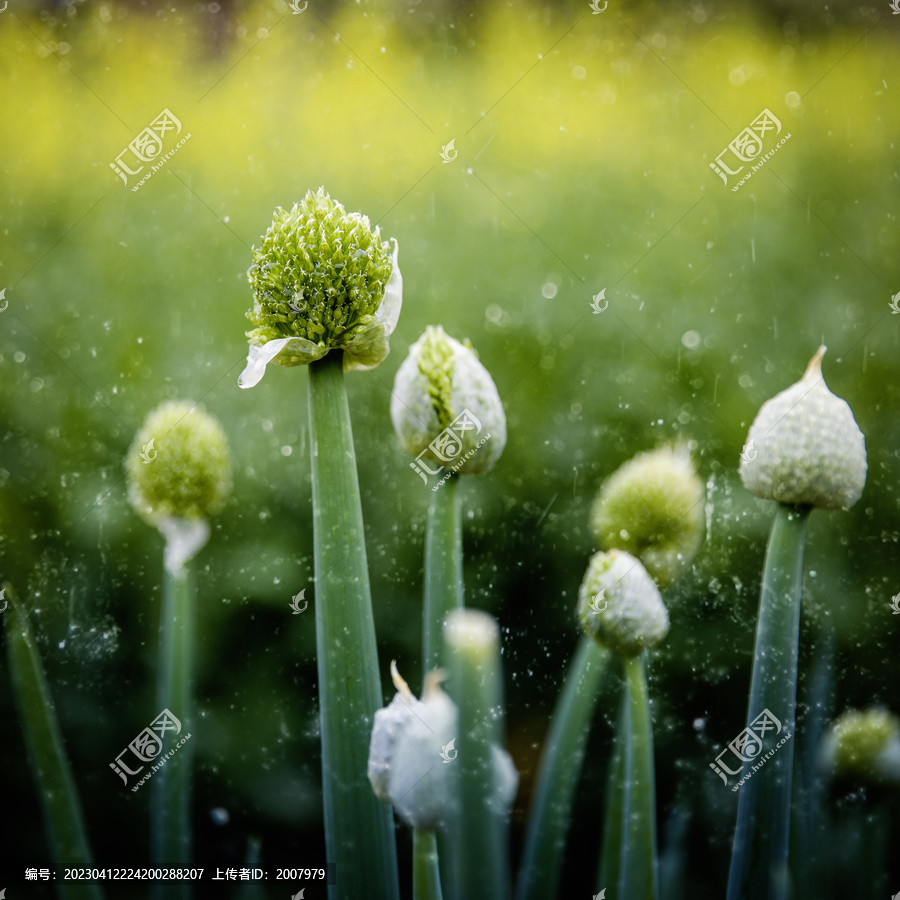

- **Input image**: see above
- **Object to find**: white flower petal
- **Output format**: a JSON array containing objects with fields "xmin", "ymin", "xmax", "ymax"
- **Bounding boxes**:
[
  {"xmin": 238, "ymin": 338, "xmax": 294, "ymax": 389},
  {"xmin": 238, "ymin": 336, "xmax": 331, "ymax": 388}
]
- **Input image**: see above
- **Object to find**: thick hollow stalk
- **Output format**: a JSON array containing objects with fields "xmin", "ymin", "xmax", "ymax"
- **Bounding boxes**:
[
  {"xmin": 422, "ymin": 474, "xmax": 462, "ymax": 899},
  {"xmin": 422, "ymin": 474, "xmax": 463, "ymax": 674},
  {"xmin": 727, "ymin": 503, "xmax": 810, "ymax": 900},
  {"xmin": 598, "ymin": 686, "xmax": 626, "ymax": 894},
  {"xmin": 308, "ymin": 350, "xmax": 400, "ymax": 900},
  {"xmin": 152, "ymin": 562, "xmax": 196, "ymax": 899},
  {"xmin": 515, "ymin": 635, "xmax": 611, "ymax": 900},
  {"xmin": 444, "ymin": 610, "xmax": 511, "ymax": 900},
  {"xmin": 236, "ymin": 835, "xmax": 265, "ymax": 900},
  {"xmin": 658, "ymin": 804, "xmax": 691, "ymax": 900},
  {"xmin": 792, "ymin": 626, "xmax": 833, "ymax": 900},
  {"xmin": 619, "ymin": 652, "xmax": 660, "ymax": 900},
  {"xmin": 5, "ymin": 588, "xmax": 104, "ymax": 900},
  {"xmin": 413, "ymin": 828, "xmax": 444, "ymax": 900}
]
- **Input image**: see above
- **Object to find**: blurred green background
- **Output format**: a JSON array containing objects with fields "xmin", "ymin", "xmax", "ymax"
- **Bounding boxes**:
[{"xmin": 1, "ymin": 0, "xmax": 899, "ymax": 896}]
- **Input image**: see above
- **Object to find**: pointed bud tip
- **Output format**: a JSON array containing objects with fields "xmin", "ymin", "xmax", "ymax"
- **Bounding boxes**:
[{"xmin": 803, "ymin": 345, "xmax": 827, "ymax": 380}]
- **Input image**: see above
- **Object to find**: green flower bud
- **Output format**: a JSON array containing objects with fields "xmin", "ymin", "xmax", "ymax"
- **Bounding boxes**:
[
  {"xmin": 390, "ymin": 325, "xmax": 506, "ymax": 477},
  {"xmin": 576, "ymin": 550, "xmax": 669, "ymax": 656},
  {"xmin": 126, "ymin": 400, "xmax": 231, "ymax": 525},
  {"xmin": 818, "ymin": 708, "xmax": 900, "ymax": 784},
  {"xmin": 239, "ymin": 187, "xmax": 401, "ymax": 387},
  {"xmin": 740, "ymin": 346, "xmax": 867, "ymax": 510},
  {"xmin": 589, "ymin": 444, "xmax": 704, "ymax": 586}
]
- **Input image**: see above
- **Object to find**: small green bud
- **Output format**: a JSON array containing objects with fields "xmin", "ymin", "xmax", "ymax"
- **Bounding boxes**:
[
  {"xmin": 390, "ymin": 325, "xmax": 506, "ymax": 477},
  {"xmin": 819, "ymin": 708, "xmax": 900, "ymax": 784},
  {"xmin": 239, "ymin": 187, "xmax": 401, "ymax": 387},
  {"xmin": 740, "ymin": 346, "xmax": 867, "ymax": 510},
  {"xmin": 576, "ymin": 550, "xmax": 669, "ymax": 656},
  {"xmin": 126, "ymin": 400, "xmax": 231, "ymax": 526},
  {"xmin": 590, "ymin": 445, "xmax": 704, "ymax": 586}
]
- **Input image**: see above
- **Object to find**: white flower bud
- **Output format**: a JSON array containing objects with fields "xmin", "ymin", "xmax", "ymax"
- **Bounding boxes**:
[
  {"xmin": 390, "ymin": 326, "xmax": 506, "ymax": 476},
  {"xmin": 367, "ymin": 662, "xmax": 516, "ymax": 831},
  {"xmin": 368, "ymin": 664, "xmax": 457, "ymax": 831},
  {"xmin": 740, "ymin": 346, "xmax": 867, "ymax": 510},
  {"xmin": 576, "ymin": 550, "xmax": 669, "ymax": 656}
]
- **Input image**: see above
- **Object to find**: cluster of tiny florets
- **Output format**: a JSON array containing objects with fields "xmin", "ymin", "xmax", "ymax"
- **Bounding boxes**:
[
  {"xmin": 126, "ymin": 400, "xmax": 231, "ymax": 524},
  {"xmin": 820, "ymin": 707, "xmax": 900, "ymax": 784},
  {"xmin": 590, "ymin": 445, "xmax": 704, "ymax": 586},
  {"xmin": 245, "ymin": 187, "xmax": 393, "ymax": 351}
]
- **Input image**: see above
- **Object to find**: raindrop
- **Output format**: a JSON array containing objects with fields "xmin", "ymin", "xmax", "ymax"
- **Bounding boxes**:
[{"xmin": 210, "ymin": 807, "xmax": 229, "ymax": 825}]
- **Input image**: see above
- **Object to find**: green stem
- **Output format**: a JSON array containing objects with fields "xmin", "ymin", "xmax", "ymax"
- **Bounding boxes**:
[
  {"xmin": 236, "ymin": 836, "xmax": 266, "ymax": 900},
  {"xmin": 858, "ymin": 801, "xmax": 890, "ymax": 899},
  {"xmin": 727, "ymin": 503, "xmax": 810, "ymax": 900},
  {"xmin": 658, "ymin": 805, "xmax": 691, "ymax": 900},
  {"xmin": 793, "ymin": 626, "xmax": 833, "ymax": 900},
  {"xmin": 151, "ymin": 562, "xmax": 196, "ymax": 899},
  {"xmin": 308, "ymin": 350, "xmax": 400, "ymax": 900},
  {"xmin": 444, "ymin": 610, "xmax": 512, "ymax": 900},
  {"xmin": 413, "ymin": 829, "xmax": 444, "ymax": 900},
  {"xmin": 4, "ymin": 587, "xmax": 103, "ymax": 900},
  {"xmin": 422, "ymin": 475, "xmax": 462, "ymax": 899},
  {"xmin": 620, "ymin": 652, "xmax": 659, "ymax": 900},
  {"xmin": 598, "ymin": 687, "xmax": 626, "ymax": 894},
  {"xmin": 515, "ymin": 635, "xmax": 611, "ymax": 900},
  {"xmin": 422, "ymin": 474, "xmax": 463, "ymax": 674}
]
